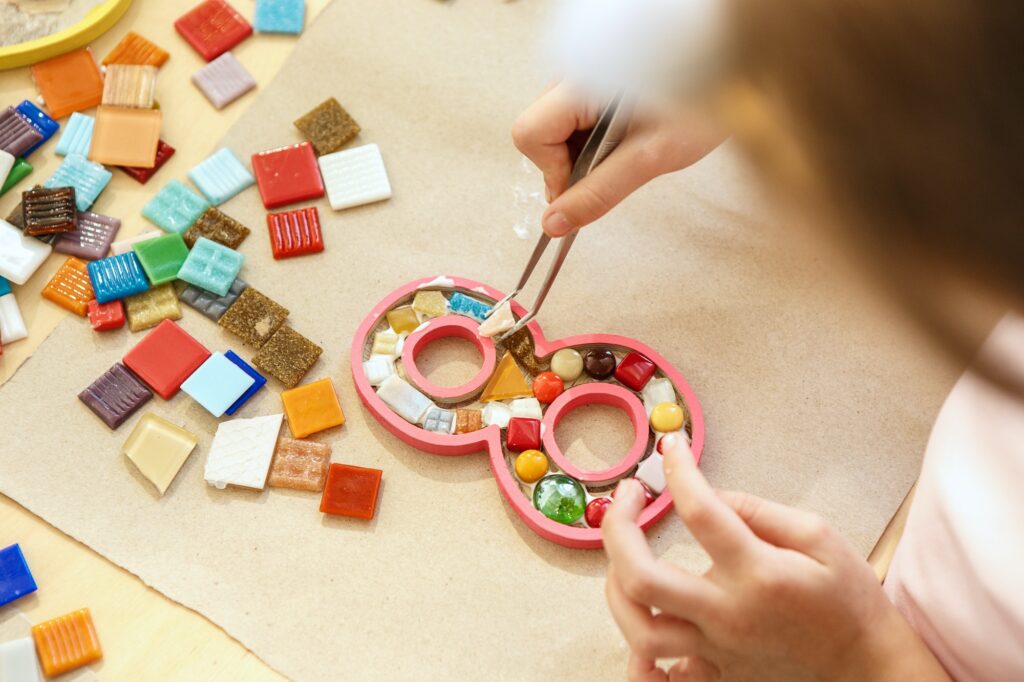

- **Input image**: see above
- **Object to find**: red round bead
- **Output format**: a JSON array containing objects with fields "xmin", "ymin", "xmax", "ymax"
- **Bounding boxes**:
[
  {"xmin": 585, "ymin": 497, "xmax": 612, "ymax": 528},
  {"xmin": 611, "ymin": 478, "xmax": 655, "ymax": 507},
  {"xmin": 532, "ymin": 371, "xmax": 564, "ymax": 404}
]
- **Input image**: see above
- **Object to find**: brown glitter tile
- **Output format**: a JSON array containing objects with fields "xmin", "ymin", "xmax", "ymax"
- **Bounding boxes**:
[
  {"xmin": 253, "ymin": 326, "xmax": 322, "ymax": 388},
  {"xmin": 183, "ymin": 206, "xmax": 250, "ymax": 249},
  {"xmin": 22, "ymin": 186, "xmax": 77, "ymax": 235},
  {"xmin": 125, "ymin": 283, "xmax": 182, "ymax": 332},
  {"xmin": 218, "ymin": 286, "xmax": 289, "ymax": 348},
  {"xmin": 455, "ymin": 408, "xmax": 483, "ymax": 434},
  {"xmin": 268, "ymin": 437, "xmax": 331, "ymax": 491},
  {"xmin": 503, "ymin": 326, "xmax": 548, "ymax": 376},
  {"xmin": 293, "ymin": 97, "xmax": 361, "ymax": 156}
]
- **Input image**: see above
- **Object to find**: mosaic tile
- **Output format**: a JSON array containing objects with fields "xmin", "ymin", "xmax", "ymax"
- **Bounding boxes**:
[
  {"xmin": 103, "ymin": 31, "xmax": 170, "ymax": 67},
  {"xmin": 217, "ymin": 285, "xmax": 287, "ymax": 347},
  {"xmin": 118, "ymin": 139, "xmax": 175, "ymax": 184},
  {"xmin": 101, "ymin": 65, "xmax": 158, "ymax": 108},
  {"xmin": 252, "ymin": 325, "xmax": 321, "ymax": 388},
  {"xmin": 123, "ymin": 413, "xmax": 197, "ymax": 494},
  {"xmin": 78, "ymin": 362, "xmax": 152, "ymax": 429},
  {"xmin": 124, "ymin": 283, "xmax": 182, "ymax": 332},
  {"xmin": 267, "ymin": 206, "xmax": 322, "ymax": 259},
  {"xmin": 41, "ymin": 256, "xmax": 94, "ymax": 316},
  {"xmin": 187, "ymin": 147, "xmax": 254, "ymax": 205},
  {"xmin": 30, "ymin": 48, "xmax": 104, "ymax": 119},
  {"xmin": 192, "ymin": 52, "xmax": 256, "ymax": 109},
  {"xmin": 54, "ymin": 112, "xmax": 94, "ymax": 157},
  {"xmin": 0, "ymin": 106, "xmax": 42, "ymax": 158},
  {"xmin": 293, "ymin": 96, "xmax": 359, "ymax": 155},
  {"xmin": 268, "ymin": 437, "xmax": 330, "ymax": 492},
  {"xmin": 183, "ymin": 206, "xmax": 249, "ymax": 248},
  {"xmin": 318, "ymin": 143, "xmax": 391, "ymax": 210},
  {"xmin": 204, "ymin": 413, "xmax": 283, "ymax": 489},
  {"xmin": 44, "ymin": 153, "xmax": 112, "ymax": 211},
  {"xmin": 176, "ymin": 236, "xmax": 243, "ymax": 296},
  {"xmin": 179, "ymin": 276, "xmax": 246, "ymax": 321},
  {"xmin": 142, "ymin": 179, "xmax": 210, "ymax": 233}
]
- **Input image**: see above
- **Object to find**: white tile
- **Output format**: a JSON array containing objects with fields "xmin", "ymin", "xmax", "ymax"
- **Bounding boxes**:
[
  {"xmin": 510, "ymin": 397, "xmax": 543, "ymax": 420},
  {"xmin": 0, "ymin": 293, "xmax": 27, "ymax": 344},
  {"xmin": 318, "ymin": 143, "xmax": 392, "ymax": 210},
  {"xmin": 362, "ymin": 356, "xmax": 395, "ymax": 386},
  {"xmin": 377, "ymin": 374, "xmax": 433, "ymax": 424},
  {"xmin": 642, "ymin": 377, "xmax": 676, "ymax": 416},
  {"xmin": 482, "ymin": 401, "xmax": 512, "ymax": 428},
  {"xmin": 0, "ymin": 150, "xmax": 14, "ymax": 188},
  {"xmin": 636, "ymin": 453, "xmax": 667, "ymax": 493},
  {"xmin": 0, "ymin": 637, "xmax": 42, "ymax": 682},
  {"xmin": 204, "ymin": 413, "xmax": 283, "ymax": 490},
  {"xmin": 0, "ymin": 219, "xmax": 52, "ymax": 285}
]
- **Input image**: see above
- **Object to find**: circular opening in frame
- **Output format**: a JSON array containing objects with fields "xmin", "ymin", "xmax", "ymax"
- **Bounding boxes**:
[
  {"xmin": 413, "ymin": 336, "xmax": 483, "ymax": 388},
  {"xmin": 552, "ymin": 403, "xmax": 637, "ymax": 472}
]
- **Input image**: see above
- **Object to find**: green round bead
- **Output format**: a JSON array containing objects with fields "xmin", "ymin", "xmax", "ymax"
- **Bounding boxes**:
[{"xmin": 533, "ymin": 475, "xmax": 587, "ymax": 525}]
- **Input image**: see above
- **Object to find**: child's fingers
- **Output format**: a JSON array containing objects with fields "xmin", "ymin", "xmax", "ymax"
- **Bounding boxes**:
[
  {"xmin": 607, "ymin": 567, "xmax": 707, "ymax": 661},
  {"xmin": 716, "ymin": 489, "xmax": 837, "ymax": 563},
  {"xmin": 628, "ymin": 652, "xmax": 669, "ymax": 682}
]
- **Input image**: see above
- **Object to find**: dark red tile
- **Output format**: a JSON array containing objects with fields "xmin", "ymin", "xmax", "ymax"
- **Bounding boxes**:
[
  {"xmin": 506, "ymin": 417, "xmax": 541, "ymax": 452},
  {"xmin": 251, "ymin": 142, "xmax": 324, "ymax": 209},
  {"xmin": 174, "ymin": 0, "xmax": 252, "ymax": 61},
  {"xmin": 266, "ymin": 206, "xmax": 323, "ymax": 259},
  {"xmin": 118, "ymin": 140, "xmax": 175, "ymax": 184}
]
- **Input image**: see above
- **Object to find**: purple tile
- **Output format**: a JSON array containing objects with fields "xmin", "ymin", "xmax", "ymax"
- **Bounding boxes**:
[
  {"xmin": 0, "ymin": 107, "xmax": 43, "ymax": 158},
  {"xmin": 191, "ymin": 52, "xmax": 256, "ymax": 109},
  {"xmin": 54, "ymin": 210, "xmax": 122, "ymax": 260},
  {"xmin": 78, "ymin": 362, "xmax": 153, "ymax": 429}
]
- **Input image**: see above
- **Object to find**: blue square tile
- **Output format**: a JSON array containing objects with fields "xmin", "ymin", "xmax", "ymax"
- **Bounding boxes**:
[
  {"xmin": 142, "ymin": 179, "xmax": 211, "ymax": 234},
  {"xmin": 16, "ymin": 100, "xmax": 59, "ymax": 156},
  {"xmin": 0, "ymin": 543, "xmax": 37, "ymax": 607},
  {"xmin": 187, "ymin": 148, "xmax": 254, "ymax": 206},
  {"xmin": 87, "ymin": 252, "xmax": 150, "ymax": 303},
  {"xmin": 181, "ymin": 351, "xmax": 257, "ymax": 417},
  {"xmin": 54, "ymin": 112, "xmax": 94, "ymax": 157},
  {"xmin": 0, "ymin": 276, "xmax": 10, "ymax": 298},
  {"xmin": 44, "ymin": 153, "xmax": 112, "ymax": 211},
  {"xmin": 224, "ymin": 350, "xmax": 266, "ymax": 415},
  {"xmin": 177, "ymin": 237, "xmax": 243, "ymax": 296},
  {"xmin": 253, "ymin": 0, "xmax": 305, "ymax": 34}
]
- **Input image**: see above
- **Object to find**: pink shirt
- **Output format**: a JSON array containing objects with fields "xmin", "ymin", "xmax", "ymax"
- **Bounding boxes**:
[{"xmin": 884, "ymin": 315, "xmax": 1024, "ymax": 680}]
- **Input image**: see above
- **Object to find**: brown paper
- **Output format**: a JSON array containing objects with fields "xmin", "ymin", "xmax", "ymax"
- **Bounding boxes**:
[{"xmin": 0, "ymin": 0, "xmax": 962, "ymax": 679}]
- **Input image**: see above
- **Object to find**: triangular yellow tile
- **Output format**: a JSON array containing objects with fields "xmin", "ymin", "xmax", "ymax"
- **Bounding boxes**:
[{"xmin": 481, "ymin": 352, "xmax": 533, "ymax": 402}]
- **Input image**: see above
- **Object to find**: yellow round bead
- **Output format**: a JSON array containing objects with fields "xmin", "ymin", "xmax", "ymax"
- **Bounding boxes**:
[
  {"xmin": 515, "ymin": 449, "xmax": 549, "ymax": 483},
  {"xmin": 650, "ymin": 402, "xmax": 684, "ymax": 433}
]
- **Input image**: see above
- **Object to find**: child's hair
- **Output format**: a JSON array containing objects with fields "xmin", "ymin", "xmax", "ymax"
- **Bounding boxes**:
[{"xmin": 723, "ymin": 0, "xmax": 1024, "ymax": 387}]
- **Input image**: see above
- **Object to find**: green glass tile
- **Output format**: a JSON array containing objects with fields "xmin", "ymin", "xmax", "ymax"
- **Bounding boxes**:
[
  {"xmin": 132, "ymin": 232, "xmax": 189, "ymax": 285},
  {"xmin": 176, "ymin": 237, "xmax": 243, "ymax": 296},
  {"xmin": 0, "ymin": 158, "xmax": 33, "ymax": 197}
]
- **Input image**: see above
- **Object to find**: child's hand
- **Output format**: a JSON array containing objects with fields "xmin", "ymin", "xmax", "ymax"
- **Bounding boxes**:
[
  {"xmin": 602, "ymin": 433, "xmax": 951, "ymax": 682},
  {"xmin": 512, "ymin": 81, "xmax": 722, "ymax": 236}
]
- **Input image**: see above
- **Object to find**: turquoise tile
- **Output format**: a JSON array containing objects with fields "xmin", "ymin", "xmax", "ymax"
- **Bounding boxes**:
[
  {"xmin": 44, "ymin": 153, "xmax": 112, "ymax": 211},
  {"xmin": 55, "ymin": 112, "xmax": 94, "ymax": 157},
  {"xmin": 187, "ymin": 148, "xmax": 254, "ymax": 206},
  {"xmin": 142, "ymin": 179, "xmax": 210, "ymax": 234},
  {"xmin": 87, "ymin": 252, "xmax": 150, "ymax": 303},
  {"xmin": 253, "ymin": 0, "xmax": 305, "ymax": 34},
  {"xmin": 177, "ymin": 237, "xmax": 243, "ymax": 296},
  {"xmin": 0, "ymin": 276, "xmax": 10, "ymax": 298},
  {"xmin": 181, "ymin": 351, "xmax": 256, "ymax": 417}
]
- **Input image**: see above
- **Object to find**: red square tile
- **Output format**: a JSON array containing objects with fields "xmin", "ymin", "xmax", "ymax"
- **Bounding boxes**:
[
  {"xmin": 615, "ymin": 352, "xmax": 656, "ymax": 391},
  {"xmin": 267, "ymin": 207, "xmax": 323, "ymax": 259},
  {"xmin": 174, "ymin": 0, "xmax": 252, "ymax": 61},
  {"xmin": 506, "ymin": 417, "xmax": 541, "ymax": 452},
  {"xmin": 319, "ymin": 463, "xmax": 382, "ymax": 520},
  {"xmin": 251, "ymin": 142, "xmax": 325, "ymax": 209},
  {"xmin": 88, "ymin": 299, "xmax": 125, "ymax": 331},
  {"xmin": 123, "ymin": 320, "xmax": 211, "ymax": 399},
  {"xmin": 118, "ymin": 140, "xmax": 175, "ymax": 184}
]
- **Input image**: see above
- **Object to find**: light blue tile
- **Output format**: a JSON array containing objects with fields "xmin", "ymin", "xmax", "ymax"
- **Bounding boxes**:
[
  {"xmin": 224, "ymin": 350, "xmax": 266, "ymax": 415},
  {"xmin": 253, "ymin": 0, "xmax": 305, "ymax": 34},
  {"xmin": 142, "ymin": 179, "xmax": 211, "ymax": 233},
  {"xmin": 0, "ymin": 276, "xmax": 10, "ymax": 298},
  {"xmin": 55, "ymin": 112, "xmax": 94, "ymax": 157},
  {"xmin": 177, "ymin": 237, "xmax": 244, "ymax": 296},
  {"xmin": 187, "ymin": 148, "xmax": 254, "ymax": 205},
  {"xmin": 44, "ymin": 153, "xmax": 112, "ymax": 211},
  {"xmin": 181, "ymin": 351, "xmax": 257, "ymax": 417}
]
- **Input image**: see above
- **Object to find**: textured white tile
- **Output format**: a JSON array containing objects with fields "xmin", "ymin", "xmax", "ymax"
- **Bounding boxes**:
[
  {"xmin": 362, "ymin": 355, "xmax": 394, "ymax": 386},
  {"xmin": 0, "ymin": 294, "xmax": 27, "ymax": 344},
  {"xmin": 510, "ymin": 397, "xmax": 543, "ymax": 420},
  {"xmin": 318, "ymin": 143, "xmax": 392, "ymax": 210},
  {"xmin": 377, "ymin": 375, "xmax": 433, "ymax": 424},
  {"xmin": 0, "ymin": 219, "xmax": 52, "ymax": 285},
  {"xmin": 641, "ymin": 377, "xmax": 676, "ymax": 416},
  {"xmin": 636, "ymin": 453, "xmax": 667, "ymax": 493},
  {"xmin": 0, "ymin": 637, "xmax": 42, "ymax": 682},
  {"xmin": 482, "ymin": 402, "xmax": 512, "ymax": 428},
  {"xmin": 204, "ymin": 413, "xmax": 283, "ymax": 490}
]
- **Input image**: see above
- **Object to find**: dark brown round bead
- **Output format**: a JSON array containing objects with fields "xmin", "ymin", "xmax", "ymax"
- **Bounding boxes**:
[{"xmin": 583, "ymin": 348, "xmax": 616, "ymax": 379}]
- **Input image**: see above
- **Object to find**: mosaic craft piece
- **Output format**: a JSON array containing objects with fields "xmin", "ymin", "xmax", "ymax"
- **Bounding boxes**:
[
  {"xmin": 118, "ymin": 140, "xmax": 175, "ymax": 184},
  {"xmin": 361, "ymin": 356, "xmax": 393, "ymax": 386},
  {"xmin": 251, "ymin": 142, "xmax": 324, "ymax": 208},
  {"xmin": 319, "ymin": 463, "xmax": 382, "ymax": 519},
  {"xmin": 386, "ymin": 306, "xmax": 418, "ymax": 334},
  {"xmin": 44, "ymin": 154, "xmax": 112, "ymax": 211},
  {"xmin": 123, "ymin": 320, "xmax": 210, "ymax": 399},
  {"xmin": 111, "ymin": 229, "xmax": 162, "ymax": 255},
  {"xmin": 318, "ymin": 143, "xmax": 392, "ymax": 210},
  {"xmin": 350, "ymin": 276, "xmax": 706, "ymax": 548},
  {"xmin": 294, "ymin": 97, "xmax": 360, "ymax": 155},
  {"xmin": 268, "ymin": 437, "xmax": 330, "ymax": 491},
  {"xmin": 14, "ymin": 100, "xmax": 59, "ymax": 156},
  {"xmin": 281, "ymin": 377, "xmax": 344, "ymax": 438},
  {"xmin": 0, "ymin": 637, "xmax": 41, "ymax": 682},
  {"xmin": 125, "ymin": 283, "xmax": 182, "ymax": 332},
  {"xmin": 0, "ymin": 293, "xmax": 27, "ymax": 344},
  {"xmin": 132, "ymin": 232, "xmax": 189, "ymax": 284},
  {"xmin": 31, "ymin": 608, "xmax": 102, "ymax": 677},
  {"xmin": 253, "ymin": 325, "xmax": 321, "ymax": 388},
  {"xmin": 0, "ymin": 218, "xmax": 52, "ymax": 285},
  {"xmin": 0, "ymin": 107, "xmax": 43, "ymax": 158},
  {"xmin": 142, "ymin": 179, "xmax": 210, "ymax": 233},
  {"xmin": 217, "ymin": 285, "xmax": 287, "ymax": 346},
  {"xmin": 55, "ymin": 112, "xmax": 94, "ymax": 157},
  {"xmin": 0, "ymin": 151, "xmax": 12, "ymax": 192},
  {"xmin": 176, "ymin": 237, "xmax": 243, "ymax": 296},
  {"xmin": 267, "ymin": 206, "xmax": 322, "ymax": 259},
  {"xmin": 254, "ymin": 0, "xmax": 305, "ymax": 34},
  {"xmin": 0, "ymin": 543, "xmax": 37, "ymax": 606},
  {"xmin": 89, "ymin": 107, "xmax": 162, "ymax": 168},
  {"xmin": 103, "ymin": 31, "xmax": 170, "ymax": 67},
  {"xmin": 505, "ymin": 325, "xmax": 547, "ymax": 376},
  {"xmin": 175, "ymin": 0, "xmax": 253, "ymax": 61},
  {"xmin": 187, "ymin": 147, "xmax": 254, "ymax": 205},
  {"xmin": 181, "ymin": 351, "xmax": 256, "ymax": 417},
  {"xmin": 183, "ymin": 206, "xmax": 250, "ymax": 248},
  {"xmin": 412, "ymin": 290, "xmax": 447, "ymax": 319},
  {"xmin": 41, "ymin": 256, "xmax": 94, "ymax": 316},
  {"xmin": 88, "ymin": 299, "xmax": 125, "ymax": 331},
  {"xmin": 0, "ymin": 276, "xmax": 10, "ymax": 297},
  {"xmin": 123, "ymin": 413, "xmax": 197, "ymax": 494},
  {"xmin": 224, "ymin": 349, "xmax": 266, "ymax": 415},
  {"xmin": 448, "ymin": 291, "xmax": 490, "ymax": 321},
  {"xmin": 204, "ymin": 413, "xmax": 283, "ymax": 490},
  {"xmin": 30, "ymin": 49, "xmax": 104, "ymax": 119},
  {"xmin": 78, "ymin": 362, "xmax": 152, "ymax": 428},
  {"xmin": 87, "ymin": 252, "xmax": 149, "ymax": 303},
  {"xmin": 0, "ymin": 158, "xmax": 32, "ymax": 197},
  {"xmin": 4, "ymin": 201, "xmax": 25, "ymax": 230},
  {"xmin": 179, "ymin": 276, "xmax": 247, "ymax": 321},
  {"xmin": 101, "ymin": 65, "xmax": 158, "ymax": 108},
  {"xmin": 22, "ymin": 186, "xmax": 77, "ymax": 235},
  {"xmin": 192, "ymin": 52, "xmax": 256, "ymax": 109}
]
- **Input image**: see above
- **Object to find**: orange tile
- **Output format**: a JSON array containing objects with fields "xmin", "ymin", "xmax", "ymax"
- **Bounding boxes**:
[
  {"xmin": 31, "ymin": 608, "xmax": 103, "ymax": 677},
  {"xmin": 42, "ymin": 257, "xmax": 94, "ymax": 316},
  {"xmin": 103, "ymin": 31, "xmax": 170, "ymax": 67},
  {"xmin": 281, "ymin": 377, "xmax": 345, "ymax": 438},
  {"xmin": 319, "ymin": 463, "xmax": 382, "ymax": 519},
  {"xmin": 31, "ymin": 49, "xmax": 104, "ymax": 120},
  {"xmin": 89, "ymin": 106, "xmax": 162, "ymax": 167}
]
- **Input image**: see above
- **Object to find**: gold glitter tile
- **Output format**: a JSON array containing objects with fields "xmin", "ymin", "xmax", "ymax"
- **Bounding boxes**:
[
  {"xmin": 293, "ymin": 97, "xmax": 361, "ymax": 156},
  {"xmin": 253, "ymin": 326, "xmax": 322, "ymax": 388},
  {"xmin": 455, "ymin": 408, "xmax": 483, "ymax": 434},
  {"xmin": 125, "ymin": 283, "xmax": 181, "ymax": 332},
  {"xmin": 503, "ymin": 326, "xmax": 547, "ymax": 376},
  {"xmin": 218, "ymin": 286, "xmax": 289, "ymax": 348},
  {"xmin": 183, "ymin": 207, "xmax": 251, "ymax": 249},
  {"xmin": 412, "ymin": 290, "xmax": 447, "ymax": 319}
]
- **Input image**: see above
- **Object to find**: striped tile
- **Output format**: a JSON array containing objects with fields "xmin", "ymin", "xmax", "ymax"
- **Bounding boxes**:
[
  {"xmin": 191, "ymin": 52, "xmax": 256, "ymax": 109},
  {"xmin": 101, "ymin": 65, "xmax": 158, "ymax": 108},
  {"xmin": 86, "ymin": 252, "xmax": 150, "ymax": 303},
  {"xmin": 78, "ymin": 362, "xmax": 153, "ymax": 429},
  {"xmin": 318, "ymin": 142, "xmax": 392, "ymax": 210},
  {"xmin": 102, "ymin": 31, "xmax": 170, "ymax": 67},
  {"xmin": 44, "ymin": 154, "xmax": 112, "ymax": 211},
  {"xmin": 41, "ymin": 256, "xmax": 94, "ymax": 316},
  {"xmin": 267, "ymin": 206, "xmax": 323, "ymax": 259},
  {"xmin": 0, "ymin": 107, "xmax": 42, "ymax": 158},
  {"xmin": 54, "ymin": 112, "xmax": 94, "ymax": 157},
  {"xmin": 187, "ymin": 147, "xmax": 254, "ymax": 205},
  {"xmin": 53, "ymin": 210, "xmax": 121, "ymax": 260},
  {"xmin": 30, "ymin": 608, "xmax": 103, "ymax": 677}
]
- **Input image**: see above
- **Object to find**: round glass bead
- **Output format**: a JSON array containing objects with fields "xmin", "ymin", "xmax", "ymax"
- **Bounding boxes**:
[
  {"xmin": 532, "ymin": 371, "xmax": 564, "ymax": 404},
  {"xmin": 583, "ymin": 348, "xmax": 616, "ymax": 379},
  {"xmin": 585, "ymin": 497, "xmax": 612, "ymax": 528},
  {"xmin": 550, "ymin": 348, "xmax": 583, "ymax": 381},
  {"xmin": 533, "ymin": 474, "xmax": 587, "ymax": 525},
  {"xmin": 650, "ymin": 402, "xmax": 684, "ymax": 432},
  {"xmin": 515, "ymin": 449, "xmax": 549, "ymax": 483}
]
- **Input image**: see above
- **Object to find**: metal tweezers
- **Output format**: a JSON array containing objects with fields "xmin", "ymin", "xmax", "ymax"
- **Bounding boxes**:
[{"xmin": 491, "ymin": 92, "xmax": 632, "ymax": 342}]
